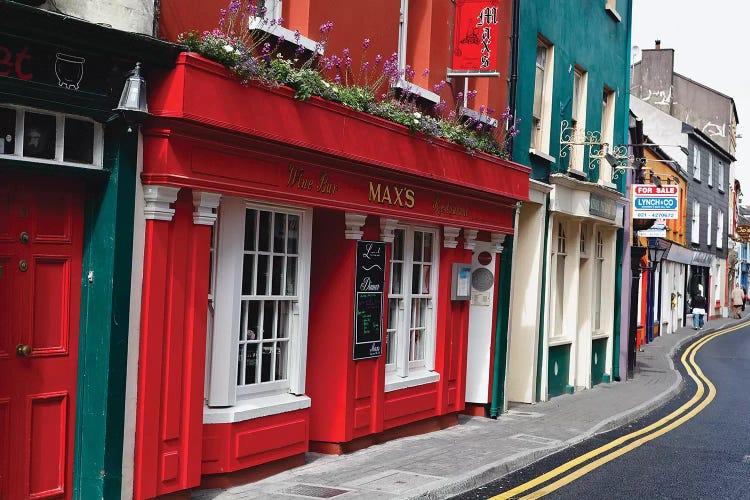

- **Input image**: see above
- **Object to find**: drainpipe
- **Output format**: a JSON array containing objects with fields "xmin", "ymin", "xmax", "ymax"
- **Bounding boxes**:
[
  {"xmin": 506, "ymin": 0, "xmax": 520, "ymax": 155},
  {"xmin": 612, "ymin": 228, "xmax": 623, "ymax": 380},
  {"xmin": 490, "ymin": 209, "xmax": 518, "ymax": 418}
]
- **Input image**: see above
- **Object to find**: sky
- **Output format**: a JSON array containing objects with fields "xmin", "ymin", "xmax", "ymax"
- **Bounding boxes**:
[{"xmin": 631, "ymin": 0, "xmax": 750, "ymax": 192}]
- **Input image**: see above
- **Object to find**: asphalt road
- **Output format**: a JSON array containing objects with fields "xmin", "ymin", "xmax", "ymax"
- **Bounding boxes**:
[{"xmin": 452, "ymin": 323, "xmax": 750, "ymax": 500}]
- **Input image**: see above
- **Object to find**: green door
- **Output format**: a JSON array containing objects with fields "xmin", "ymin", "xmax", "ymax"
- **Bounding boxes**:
[
  {"xmin": 591, "ymin": 338, "xmax": 608, "ymax": 386},
  {"xmin": 548, "ymin": 344, "xmax": 571, "ymax": 398}
]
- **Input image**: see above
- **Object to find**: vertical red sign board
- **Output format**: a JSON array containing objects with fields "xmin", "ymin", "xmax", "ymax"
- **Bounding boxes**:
[{"xmin": 452, "ymin": 0, "xmax": 501, "ymax": 73}]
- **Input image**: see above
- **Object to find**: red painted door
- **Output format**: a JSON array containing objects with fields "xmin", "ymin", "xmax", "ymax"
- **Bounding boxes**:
[{"xmin": 0, "ymin": 176, "xmax": 83, "ymax": 500}]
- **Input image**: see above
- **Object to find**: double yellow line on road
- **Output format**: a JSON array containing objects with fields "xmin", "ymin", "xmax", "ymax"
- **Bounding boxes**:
[{"xmin": 490, "ymin": 323, "xmax": 745, "ymax": 500}]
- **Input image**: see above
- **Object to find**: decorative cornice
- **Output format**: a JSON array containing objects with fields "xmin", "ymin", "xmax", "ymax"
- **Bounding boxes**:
[
  {"xmin": 143, "ymin": 185, "xmax": 180, "ymax": 221},
  {"xmin": 443, "ymin": 226, "xmax": 461, "ymax": 249},
  {"xmin": 345, "ymin": 212, "xmax": 368, "ymax": 240},
  {"xmin": 192, "ymin": 191, "xmax": 222, "ymax": 226},
  {"xmin": 491, "ymin": 232, "xmax": 506, "ymax": 253},
  {"xmin": 380, "ymin": 218, "xmax": 399, "ymax": 243},
  {"xmin": 463, "ymin": 229, "xmax": 479, "ymax": 251}
]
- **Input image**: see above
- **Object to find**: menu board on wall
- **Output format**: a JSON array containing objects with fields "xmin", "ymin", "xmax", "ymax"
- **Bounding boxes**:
[{"xmin": 353, "ymin": 240, "xmax": 385, "ymax": 360}]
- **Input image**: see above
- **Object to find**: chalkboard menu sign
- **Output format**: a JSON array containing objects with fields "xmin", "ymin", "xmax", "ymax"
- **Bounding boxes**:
[{"xmin": 353, "ymin": 240, "xmax": 385, "ymax": 360}]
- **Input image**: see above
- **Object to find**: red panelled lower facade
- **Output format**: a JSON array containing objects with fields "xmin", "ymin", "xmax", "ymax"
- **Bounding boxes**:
[{"xmin": 133, "ymin": 53, "xmax": 529, "ymax": 498}]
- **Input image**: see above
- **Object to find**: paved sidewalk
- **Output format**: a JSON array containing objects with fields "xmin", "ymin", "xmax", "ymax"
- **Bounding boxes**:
[{"xmin": 194, "ymin": 313, "xmax": 747, "ymax": 500}]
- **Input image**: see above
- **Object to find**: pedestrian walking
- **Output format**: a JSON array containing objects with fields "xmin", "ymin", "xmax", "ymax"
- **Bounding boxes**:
[
  {"xmin": 691, "ymin": 291, "xmax": 707, "ymax": 329},
  {"xmin": 731, "ymin": 284, "xmax": 744, "ymax": 319}
]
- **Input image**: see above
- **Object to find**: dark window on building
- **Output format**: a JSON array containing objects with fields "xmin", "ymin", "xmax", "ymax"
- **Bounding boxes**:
[
  {"xmin": 0, "ymin": 107, "xmax": 16, "ymax": 155},
  {"xmin": 63, "ymin": 118, "xmax": 94, "ymax": 164},
  {"xmin": 23, "ymin": 112, "xmax": 56, "ymax": 160}
]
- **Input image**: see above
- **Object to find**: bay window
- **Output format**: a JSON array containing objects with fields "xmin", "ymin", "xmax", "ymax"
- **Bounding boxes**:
[
  {"xmin": 385, "ymin": 225, "xmax": 439, "ymax": 390},
  {"xmin": 206, "ymin": 197, "xmax": 312, "ymax": 417}
]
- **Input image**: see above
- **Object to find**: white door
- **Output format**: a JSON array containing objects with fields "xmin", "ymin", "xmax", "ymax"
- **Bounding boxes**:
[{"xmin": 465, "ymin": 241, "xmax": 496, "ymax": 404}]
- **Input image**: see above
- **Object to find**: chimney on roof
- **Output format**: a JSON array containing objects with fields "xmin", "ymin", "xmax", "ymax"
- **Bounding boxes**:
[{"xmin": 655, "ymin": 39, "xmax": 661, "ymax": 50}]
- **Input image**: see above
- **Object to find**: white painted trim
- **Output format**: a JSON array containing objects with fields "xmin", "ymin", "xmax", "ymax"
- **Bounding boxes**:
[
  {"xmin": 443, "ymin": 226, "xmax": 460, "ymax": 248},
  {"xmin": 380, "ymin": 218, "xmax": 399, "ymax": 243},
  {"xmin": 345, "ymin": 212, "xmax": 368, "ymax": 240},
  {"xmin": 203, "ymin": 393, "xmax": 312, "ymax": 424},
  {"xmin": 248, "ymin": 18, "xmax": 321, "ymax": 54},
  {"xmin": 192, "ymin": 191, "xmax": 221, "ymax": 226},
  {"xmin": 121, "ymin": 132, "xmax": 146, "ymax": 500},
  {"xmin": 143, "ymin": 185, "xmax": 180, "ymax": 221},
  {"xmin": 384, "ymin": 370, "xmax": 440, "ymax": 392},
  {"xmin": 548, "ymin": 337, "xmax": 574, "ymax": 347},
  {"xmin": 392, "ymin": 79, "xmax": 441, "ymax": 104},
  {"xmin": 529, "ymin": 148, "xmax": 557, "ymax": 163},
  {"xmin": 463, "ymin": 229, "xmax": 479, "ymax": 251},
  {"xmin": 491, "ymin": 232, "xmax": 506, "ymax": 253}
]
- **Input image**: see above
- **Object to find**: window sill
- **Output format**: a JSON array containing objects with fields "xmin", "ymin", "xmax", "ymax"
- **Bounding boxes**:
[
  {"xmin": 605, "ymin": 6, "xmax": 622, "ymax": 22},
  {"xmin": 392, "ymin": 78, "xmax": 441, "ymax": 104},
  {"xmin": 597, "ymin": 179, "xmax": 618, "ymax": 190},
  {"xmin": 384, "ymin": 370, "xmax": 440, "ymax": 392},
  {"xmin": 529, "ymin": 148, "xmax": 556, "ymax": 164},
  {"xmin": 0, "ymin": 153, "xmax": 103, "ymax": 170},
  {"xmin": 568, "ymin": 167, "xmax": 587, "ymax": 179},
  {"xmin": 249, "ymin": 18, "xmax": 321, "ymax": 54},
  {"xmin": 203, "ymin": 393, "xmax": 311, "ymax": 424},
  {"xmin": 548, "ymin": 337, "xmax": 573, "ymax": 347},
  {"xmin": 592, "ymin": 331, "xmax": 610, "ymax": 340}
]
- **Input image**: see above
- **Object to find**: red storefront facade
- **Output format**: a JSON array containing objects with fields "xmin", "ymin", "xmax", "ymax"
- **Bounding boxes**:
[{"xmin": 132, "ymin": 51, "xmax": 527, "ymax": 498}]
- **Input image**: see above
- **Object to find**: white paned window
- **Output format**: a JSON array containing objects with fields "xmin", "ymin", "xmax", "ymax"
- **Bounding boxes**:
[
  {"xmin": 594, "ymin": 231, "xmax": 604, "ymax": 330},
  {"xmin": 718, "ymin": 161, "xmax": 725, "ymax": 191},
  {"xmin": 692, "ymin": 145, "xmax": 701, "ymax": 180},
  {"xmin": 531, "ymin": 39, "xmax": 553, "ymax": 153},
  {"xmin": 707, "ymin": 205, "xmax": 713, "ymax": 247},
  {"xmin": 717, "ymin": 211, "xmax": 724, "ymax": 248},
  {"xmin": 386, "ymin": 226, "xmax": 438, "ymax": 384},
  {"xmin": 570, "ymin": 67, "xmax": 587, "ymax": 171},
  {"xmin": 207, "ymin": 198, "xmax": 312, "ymax": 409},
  {"xmin": 600, "ymin": 88, "xmax": 615, "ymax": 183},
  {"xmin": 692, "ymin": 201, "xmax": 700, "ymax": 244},
  {"xmin": 708, "ymin": 154, "xmax": 713, "ymax": 186},
  {"xmin": 0, "ymin": 104, "xmax": 103, "ymax": 168},
  {"xmin": 554, "ymin": 222, "xmax": 567, "ymax": 336}
]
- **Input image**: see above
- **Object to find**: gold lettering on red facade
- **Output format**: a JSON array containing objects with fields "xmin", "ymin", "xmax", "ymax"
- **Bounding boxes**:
[
  {"xmin": 287, "ymin": 165, "xmax": 338, "ymax": 197},
  {"xmin": 368, "ymin": 182, "xmax": 415, "ymax": 209},
  {"xmin": 432, "ymin": 197, "xmax": 469, "ymax": 218}
]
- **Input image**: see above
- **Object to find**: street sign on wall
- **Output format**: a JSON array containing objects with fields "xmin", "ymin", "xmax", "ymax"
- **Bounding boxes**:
[
  {"xmin": 632, "ymin": 184, "xmax": 679, "ymax": 219},
  {"xmin": 737, "ymin": 224, "xmax": 750, "ymax": 242}
]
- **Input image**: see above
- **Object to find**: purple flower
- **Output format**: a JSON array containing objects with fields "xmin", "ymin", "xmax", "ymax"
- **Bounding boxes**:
[
  {"xmin": 433, "ymin": 80, "xmax": 446, "ymax": 94},
  {"xmin": 320, "ymin": 21, "xmax": 334, "ymax": 34},
  {"xmin": 294, "ymin": 30, "xmax": 302, "ymax": 43},
  {"xmin": 374, "ymin": 54, "xmax": 383, "ymax": 65},
  {"xmin": 262, "ymin": 42, "xmax": 271, "ymax": 54},
  {"xmin": 277, "ymin": 17, "xmax": 284, "ymax": 26},
  {"xmin": 362, "ymin": 38, "xmax": 371, "ymax": 49},
  {"xmin": 448, "ymin": 110, "xmax": 457, "ymax": 119},
  {"xmin": 479, "ymin": 104, "xmax": 486, "ymax": 114},
  {"xmin": 228, "ymin": 0, "xmax": 240, "ymax": 15},
  {"xmin": 343, "ymin": 48, "xmax": 350, "ymax": 58},
  {"xmin": 334, "ymin": 74, "xmax": 342, "ymax": 83},
  {"xmin": 362, "ymin": 61, "xmax": 370, "ymax": 71},
  {"xmin": 457, "ymin": 92, "xmax": 464, "ymax": 100},
  {"xmin": 278, "ymin": 35, "xmax": 286, "ymax": 45},
  {"xmin": 422, "ymin": 68, "xmax": 430, "ymax": 77}
]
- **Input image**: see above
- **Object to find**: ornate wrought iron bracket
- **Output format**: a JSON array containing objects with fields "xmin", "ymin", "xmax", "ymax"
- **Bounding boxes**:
[{"xmin": 559, "ymin": 120, "xmax": 608, "ymax": 172}]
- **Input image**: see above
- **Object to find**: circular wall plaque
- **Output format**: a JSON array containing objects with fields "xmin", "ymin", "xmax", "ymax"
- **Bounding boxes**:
[
  {"xmin": 477, "ymin": 251, "xmax": 493, "ymax": 266},
  {"xmin": 471, "ymin": 267, "xmax": 494, "ymax": 292}
]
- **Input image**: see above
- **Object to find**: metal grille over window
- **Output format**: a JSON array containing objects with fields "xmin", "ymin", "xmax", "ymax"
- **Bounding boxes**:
[{"xmin": 237, "ymin": 209, "xmax": 300, "ymax": 388}]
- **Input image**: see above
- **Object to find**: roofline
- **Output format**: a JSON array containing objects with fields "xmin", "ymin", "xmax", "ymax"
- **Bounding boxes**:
[
  {"xmin": 0, "ymin": 1, "xmax": 183, "ymax": 67},
  {"xmin": 682, "ymin": 122, "xmax": 737, "ymax": 161},
  {"xmin": 673, "ymin": 72, "xmax": 739, "ymax": 125}
]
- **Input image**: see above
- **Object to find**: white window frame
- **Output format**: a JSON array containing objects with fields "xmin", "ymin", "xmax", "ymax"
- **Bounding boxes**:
[
  {"xmin": 605, "ymin": 0, "xmax": 622, "ymax": 21},
  {"xmin": 553, "ymin": 221, "xmax": 567, "ymax": 337},
  {"xmin": 531, "ymin": 38, "xmax": 554, "ymax": 156},
  {"xmin": 692, "ymin": 145, "xmax": 701, "ymax": 180},
  {"xmin": 385, "ymin": 224, "xmax": 440, "ymax": 391},
  {"xmin": 718, "ymin": 160, "xmax": 725, "ymax": 191},
  {"xmin": 692, "ymin": 201, "xmax": 700, "ymax": 244},
  {"xmin": 707, "ymin": 154, "xmax": 713, "ymax": 186},
  {"xmin": 707, "ymin": 204, "xmax": 713, "ymax": 247},
  {"xmin": 600, "ymin": 87, "xmax": 615, "ymax": 184},
  {"xmin": 394, "ymin": 0, "xmax": 440, "ymax": 104},
  {"xmin": 249, "ymin": 0, "xmax": 321, "ymax": 54},
  {"xmin": 206, "ymin": 197, "xmax": 312, "ymax": 417},
  {"xmin": 717, "ymin": 211, "xmax": 724, "ymax": 248},
  {"xmin": 570, "ymin": 67, "xmax": 587, "ymax": 172},
  {"xmin": 594, "ymin": 231, "xmax": 604, "ymax": 331},
  {"xmin": 0, "ymin": 103, "xmax": 103, "ymax": 169}
]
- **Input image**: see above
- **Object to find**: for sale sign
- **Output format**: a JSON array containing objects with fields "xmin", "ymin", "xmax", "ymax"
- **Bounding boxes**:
[{"xmin": 632, "ymin": 184, "xmax": 679, "ymax": 220}]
